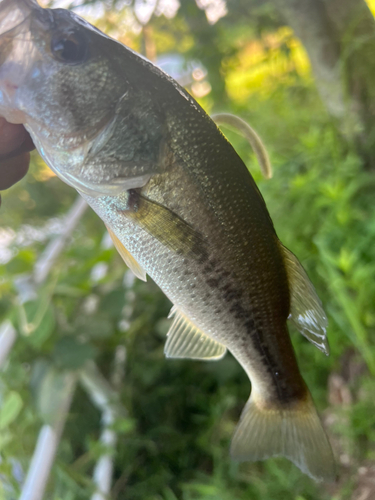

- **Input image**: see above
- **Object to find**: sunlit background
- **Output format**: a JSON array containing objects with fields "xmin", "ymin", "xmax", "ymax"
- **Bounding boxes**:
[{"xmin": 1, "ymin": 1, "xmax": 375, "ymax": 499}]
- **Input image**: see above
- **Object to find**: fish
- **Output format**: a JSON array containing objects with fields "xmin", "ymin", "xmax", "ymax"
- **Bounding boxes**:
[{"xmin": 0, "ymin": 0, "xmax": 335, "ymax": 481}]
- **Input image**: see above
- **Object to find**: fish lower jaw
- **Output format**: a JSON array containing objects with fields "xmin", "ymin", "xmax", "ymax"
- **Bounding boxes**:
[
  {"xmin": 0, "ymin": 102, "xmax": 27, "ymax": 125},
  {"xmin": 24, "ymin": 106, "xmax": 116, "ymax": 153},
  {"xmin": 26, "ymin": 120, "xmax": 94, "ymax": 152}
]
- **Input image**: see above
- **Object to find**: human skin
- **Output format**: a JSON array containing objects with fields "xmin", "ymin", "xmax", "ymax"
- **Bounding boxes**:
[{"xmin": 0, "ymin": 117, "xmax": 34, "ymax": 204}]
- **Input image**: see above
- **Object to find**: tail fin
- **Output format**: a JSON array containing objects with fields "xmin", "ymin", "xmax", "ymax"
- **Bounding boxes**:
[{"xmin": 230, "ymin": 392, "xmax": 335, "ymax": 482}]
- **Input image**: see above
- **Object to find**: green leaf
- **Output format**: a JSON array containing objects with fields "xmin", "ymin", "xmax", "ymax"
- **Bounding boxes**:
[
  {"xmin": 36, "ymin": 368, "xmax": 75, "ymax": 424},
  {"xmin": 6, "ymin": 249, "xmax": 35, "ymax": 274},
  {"xmin": 19, "ymin": 299, "xmax": 55, "ymax": 347},
  {"xmin": 111, "ymin": 417, "xmax": 136, "ymax": 435},
  {"xmin": 0, "ymin": 432, "xmax": 12, "ymax": 452},
  {"xmin": 53, "ymin": 337, "xmax": 97, "ymax": 370},
  {"xmin": 162, "ymin": 488, "xmax": 179, "ymax": 500},
  {"xmin": 28, "ymin": 305, "xmax": 55, "ymax": 348},
  {"xmin": 99, "ymin": 290, "xmax": 125, "ymax": 319},
  {"xmin": 182, "ymin": 482, "xmax": 220, "ymax": 496},
  {"xmin": 73, "ymin": 315, "xmax": 113, "ymax": 339},
  {"xmin": 0, "ymin": 391, "xmax": 23, "ymax": 430},
  {"xmin": 30, "ymin": 358, "xmax": 52, "ymax": 402}
]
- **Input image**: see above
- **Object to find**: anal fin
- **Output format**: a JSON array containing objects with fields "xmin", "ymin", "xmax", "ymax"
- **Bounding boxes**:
[
  {"xmin": 279, "ymin": 244, "xmax": 329, "ymax": 355},
  {"xmin": 165, "ymin": 307, "xmax": 226, "ymax": 360},
  {"xmin": 106, "ymin": 226, "xmax": 147, "ymax": 282}
]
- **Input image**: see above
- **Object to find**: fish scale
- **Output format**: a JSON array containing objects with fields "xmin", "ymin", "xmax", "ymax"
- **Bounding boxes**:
[{"xmin": 0, "ymin": 0, "xmax": 335, "ymax": 481}]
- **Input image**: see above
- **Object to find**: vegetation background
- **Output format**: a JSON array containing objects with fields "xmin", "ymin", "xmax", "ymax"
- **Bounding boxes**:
[{"xmin": 0, "ymin": 0, "xmax": 375, "ymax": 498}]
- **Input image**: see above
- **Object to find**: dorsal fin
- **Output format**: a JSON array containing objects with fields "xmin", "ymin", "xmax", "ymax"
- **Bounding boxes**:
[
  {"xmin": 211, "ymin": 113, "xmax": 272, "ymax": 179},
  {"xmin": 279, "ymin": 244, "xmax": 329, "ymax": 355},
  {"xmin": 106, "ymin": 226, "xmax": 147, "ymax": 281},
  {"xmin": 165, "ymin": 307, "xmax": 227, "ymax": 360}
]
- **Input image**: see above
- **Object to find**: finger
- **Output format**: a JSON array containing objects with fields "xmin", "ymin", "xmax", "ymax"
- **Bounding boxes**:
[
  {"xmin": 0, "ymin": 131, "xmax": 35, "ymax": 161},
  {"xmin": 0, "ymin": 152, "xmax": 30, "ymax": 190},
  {"xmin": 0, "ymin": 117, "xmax": 29, "ymax": 155}
]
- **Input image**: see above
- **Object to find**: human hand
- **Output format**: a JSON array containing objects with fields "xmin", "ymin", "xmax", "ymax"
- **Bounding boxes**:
[{"xmin": 0, "ymin": 117, "xmax": 35, "ymax": 206}]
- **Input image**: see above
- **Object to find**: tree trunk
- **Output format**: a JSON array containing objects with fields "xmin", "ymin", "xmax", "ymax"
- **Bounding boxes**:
[
  {"xmin": 322, "ymin": 0, "xmax": 375, "ymax": 165},
  {"xmin": 274, "ymin": 0, "xmax": 375, "ymax": 167}
]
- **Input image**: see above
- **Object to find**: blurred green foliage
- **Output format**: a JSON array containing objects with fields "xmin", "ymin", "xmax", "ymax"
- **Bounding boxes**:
[{"xmin": 1, "ymin": 1, "xmax": 375, "ymax": 499}]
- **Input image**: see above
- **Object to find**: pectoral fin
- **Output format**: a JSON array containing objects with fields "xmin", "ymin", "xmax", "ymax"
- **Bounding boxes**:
[
  {"xmin": 165, "ymin": 306, "xmax": 226, "ymax": 360},
  {"xmin": 106, "ymin": 226, "xmax": 147, "ymax": 281},
  {"xmin": 127, "ymin": 191, "xmax": 207, "ymax": 259},
  {"xmin": 279, "ymin": 244, "xmax": 329, "ymax": 355}
]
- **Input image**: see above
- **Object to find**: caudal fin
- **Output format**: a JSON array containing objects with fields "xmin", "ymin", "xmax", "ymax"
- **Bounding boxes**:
[{"xmin": 230, "ymin": 392, "xmax": 335, "ymax": 482}]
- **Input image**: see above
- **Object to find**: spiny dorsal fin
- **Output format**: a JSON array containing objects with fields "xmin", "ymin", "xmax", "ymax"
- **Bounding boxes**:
[
  {"xmin": 165, "ymin": 307, "xmax": 227, "ymax": 360},
  {"xmin": 279, "ymin": 243, "xmax": 329, "ymax": 355},
  {"xmin": 106, "ymin": 226, "xmax": 147, "ymax": 282}
]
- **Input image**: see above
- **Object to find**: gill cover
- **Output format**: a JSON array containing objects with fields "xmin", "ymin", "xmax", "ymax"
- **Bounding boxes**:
[
  {"xmin": 0, "ymin": 0, "xmax": 40, "ymax": 124},
  {"xmin": 0, "ymin": 0, "xmax": 166, "ymax": 196}
]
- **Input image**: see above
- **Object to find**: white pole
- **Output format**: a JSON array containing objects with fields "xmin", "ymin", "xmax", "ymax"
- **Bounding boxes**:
[
  {"xmin": 89, "ymin": 274, "xmax": 134, "ymax": 499},
  {"xmin": 0, "ymin": 321, "xmax": 17, "ymax": 366},
  {"xmin": 34, "ymin": 196, "xmax": 87, "ymax": 284},
  {"xmin": 90, "ymin": 409, "xmax": 117, "ymax": 500},
  {"xmin": 0, "ymin": 196, "xmax": 88, "ymax": 368},
  {"xmin": 85, "ymin": 348, "xmax": 127, "ymax": 500},
  {"xmin": 19, "ymin": 373, "xmax": 76, "ymax": 500}
]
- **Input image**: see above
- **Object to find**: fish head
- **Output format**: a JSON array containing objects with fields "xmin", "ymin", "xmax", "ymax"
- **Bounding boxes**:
[{"xmin": 0, "ymin": 0, "xmax": 156, "ymax": 196}]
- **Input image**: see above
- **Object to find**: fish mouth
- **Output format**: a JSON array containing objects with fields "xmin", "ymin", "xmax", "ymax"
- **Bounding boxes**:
[
  {"xmin": 25, "ymin": 109, "xmax": 117, "ymax": 153},
  {"xmin": 0, "ymin": 1, "xmax": 150, "ymax": 198},
  {"xmin": 0, "ymin": 0, "xmax": 38, "ymax": 123},
  {"xmin": 0, "ymin": 0, "xmax": 36, "ymax": 36}
]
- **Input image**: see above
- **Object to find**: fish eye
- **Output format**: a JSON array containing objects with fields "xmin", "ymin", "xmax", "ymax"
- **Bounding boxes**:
[{"xmin": 51, "ymin": 31, "xmax": 88, "ymax": 64}]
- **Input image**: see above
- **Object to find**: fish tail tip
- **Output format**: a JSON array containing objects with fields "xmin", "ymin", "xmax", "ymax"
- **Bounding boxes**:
[{"xmin": 230, "ymin": 392, "xmax": 336, "ymax": 482}]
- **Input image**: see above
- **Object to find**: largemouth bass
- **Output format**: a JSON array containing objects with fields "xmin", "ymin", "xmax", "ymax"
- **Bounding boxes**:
[{"xmin": 0, "ymin": 0, "xmax": 335, "ymax": 481}]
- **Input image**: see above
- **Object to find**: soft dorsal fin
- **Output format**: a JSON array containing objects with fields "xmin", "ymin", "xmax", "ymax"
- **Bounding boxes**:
[
  {"xmin": 279, "ymin": 244, "xmax": 329, "ymax": 355},
  {"xmin": 106, "ymin": 226, "xmax": 147, "ymax": 282},
  {"xmin": 165, "ymin": 306, "xmax": 227, "ymax": 360}
]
